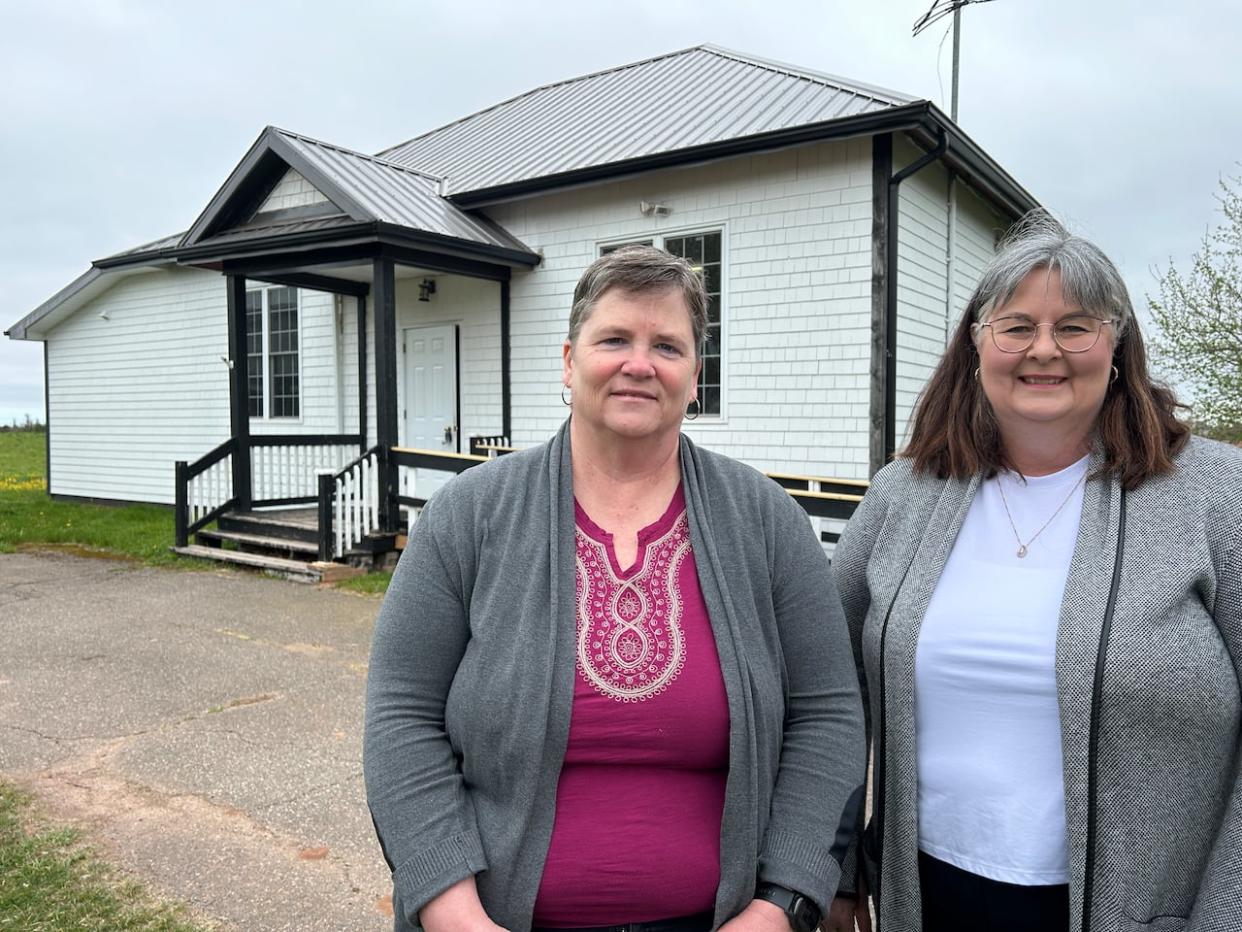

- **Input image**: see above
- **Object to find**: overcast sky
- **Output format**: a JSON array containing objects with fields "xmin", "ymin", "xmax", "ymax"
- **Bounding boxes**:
[{"xmin": 3, "ymin": 0, "xmax": 1239, "ymax": 425}]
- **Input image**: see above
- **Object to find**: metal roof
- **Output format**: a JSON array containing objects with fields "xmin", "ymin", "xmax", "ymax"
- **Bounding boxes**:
[
  {"xmin": 107, "ymin": 231, "xmax": 185, "ymax": 258},
  {"xmin": 182, "ymin": 127, "xmax": 534, "ymax": 258},
  {"xmin": 189, "ymin": 215, "xmax": 359, "ymax": 248},
  {"xmin": 379, "ymin": 44, "xmax": 917, "ymax": 197}
]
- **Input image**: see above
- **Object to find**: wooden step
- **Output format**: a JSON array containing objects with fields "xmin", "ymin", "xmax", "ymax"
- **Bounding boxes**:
[
  {"xmin": 218, "ymin": 511, "xmax": 319, "ymax": 544},
  {"xmin": 196, "ymin": 528, "xmax": 320, "ymax": 556},
  {"xmin": 172, "ymin": 544, "xmax": 321, "ymax": 583}
]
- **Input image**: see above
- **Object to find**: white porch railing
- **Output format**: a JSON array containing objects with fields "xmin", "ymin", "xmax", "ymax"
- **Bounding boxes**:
[
  {"xmin": 470, "ymin": 434, "xmax": 513, "ymax": 458},
  {"xmin": 331, "ymin": 448, "xmax": 381, "ymax": 558},
  {"xmin": 251, "ymin": 438, "xmax": 360, "ymax": 505},
  {"xmin": 188, "ymin": 453, "xmax": 234, "ymax": 527},
  {"xmin": 175, "ymin": 438, "xmax": 239, "ymax": 547}
]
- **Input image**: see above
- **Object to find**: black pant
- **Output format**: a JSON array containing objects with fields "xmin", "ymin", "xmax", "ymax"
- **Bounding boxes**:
[{"xmin": 919, "ymin": 850, "xmax": 1069, "ymax": 932}]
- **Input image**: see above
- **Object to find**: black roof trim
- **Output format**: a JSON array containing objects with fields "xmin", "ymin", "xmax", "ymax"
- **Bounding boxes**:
[
  {"xmin": 374, "ymin": 222, "xmax": 540, "ymax": 267},
  {"xmin": 911, "ymin": 103, "xmax": 1038, "ymax": 220},
  {"xmin": 93, "ymin": 241, "xmax": 195, "ymax": 270},
  {"xmin": 137, "ymin": 220, "xmax": 539, "ymax": 272}
]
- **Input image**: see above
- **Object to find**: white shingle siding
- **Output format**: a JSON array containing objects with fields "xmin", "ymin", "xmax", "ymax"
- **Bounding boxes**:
[
  {"xmin": 46, "ymin": 268, "xmax": 231, "ymax": 504},
  {"xmin": 487, "ymin": 138, "xmax": 876, "ymax": 480},
  {"xmin": 893, "ymin": 137, "xmax": 1007, "ymax": 449},
  {"xmin": 46, "ymin": 269, "xmax": 352, "ymax": 504},
  {"xmin": 256, "ymin": 168, "xmax": 330, "ymax": 212},
  {"xmin": 951, "ymin": 184, "xmax": 1004, "ymax": 314},
  {"xmin": 894, "ymin": 140, "xmax": 951, "ymax": 449}
]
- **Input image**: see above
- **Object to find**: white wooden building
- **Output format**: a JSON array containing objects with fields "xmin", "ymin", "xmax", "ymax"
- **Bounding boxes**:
[{"xmin": 6, "ymin": 45, "xmax": 1037, "ymax": 575}]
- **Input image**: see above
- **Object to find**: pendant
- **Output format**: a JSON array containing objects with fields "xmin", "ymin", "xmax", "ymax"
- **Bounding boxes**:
[{"xmin": 1017, "ymin": 544, "xmax": 1028, "ymax": 558}]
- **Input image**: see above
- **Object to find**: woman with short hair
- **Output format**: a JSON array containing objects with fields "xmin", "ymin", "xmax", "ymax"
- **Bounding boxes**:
[
  {"xmin": 826, "ymin": 213, "xmax": 1241, "ymax": 932},
  {"xmin": 366, "ymin": 245, "xmax": 866, "ymax": 932}
]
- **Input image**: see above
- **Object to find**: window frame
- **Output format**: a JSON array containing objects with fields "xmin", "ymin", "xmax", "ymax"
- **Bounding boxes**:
[
  {"xmin": 245, "ymin": 285, "xmax": 303, "ymax": 422},
  {"xmin": 595, "ymin": 225, "xmax": 728, "ymax": 423}
]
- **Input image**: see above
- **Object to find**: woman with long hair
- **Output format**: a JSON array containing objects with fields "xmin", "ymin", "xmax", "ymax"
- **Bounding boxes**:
[{"xmin": 827, "ymin": 213, "xmax": 1241, "ymax": 932}]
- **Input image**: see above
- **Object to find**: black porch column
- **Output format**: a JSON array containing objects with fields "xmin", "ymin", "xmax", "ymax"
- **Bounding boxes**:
[
  {"xmin": 356, "ymin": 294, "xmax": 368, "ymax": 455},
  {"xmin": 373, "ymin": 258, "xmax": 400, "ymax": 532},
  {"xmin": 226, "ymin": 273, "xmax": 252, "ymax": 509},
  {"xmin": 500, "ymin": 279, "xmax": 512, "ymax": 439}
]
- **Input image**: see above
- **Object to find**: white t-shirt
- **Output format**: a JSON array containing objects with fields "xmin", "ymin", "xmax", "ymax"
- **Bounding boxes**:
[{"xmin": 914, "ymin": 455, "xmax": 1089, "ymax": 885}]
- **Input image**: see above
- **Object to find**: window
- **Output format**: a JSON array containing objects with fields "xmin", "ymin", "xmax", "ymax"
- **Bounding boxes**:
[
  {"xmin": 246, "ymin": 291, "xmax": 264, "ymax": 417},
  {"xmin": 599, "ymin": 230, "xmax": 724, "ymax": 416},
  {"xmin": 246, "ymin": 286, "xmax": 300, "ymax": 419}
]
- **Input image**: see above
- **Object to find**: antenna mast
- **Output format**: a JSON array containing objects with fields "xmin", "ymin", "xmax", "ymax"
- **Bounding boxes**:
[{"xmin": 913, "ymin": 0, "xmax": 997, "ymax": 122}]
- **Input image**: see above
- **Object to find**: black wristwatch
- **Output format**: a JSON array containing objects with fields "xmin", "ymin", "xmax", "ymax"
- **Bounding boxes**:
[{"xmin": 754, "ymin": 882, "xmax": 822, "ymax": 932}]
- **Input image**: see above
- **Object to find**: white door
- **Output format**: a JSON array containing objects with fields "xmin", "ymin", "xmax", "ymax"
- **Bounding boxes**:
[{"xmin": 403, "ymin": 324, "xmax": 457, "ymax": 500}]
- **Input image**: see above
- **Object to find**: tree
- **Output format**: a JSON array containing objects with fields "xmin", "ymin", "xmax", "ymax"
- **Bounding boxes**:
[{"xmin": 1148, "ymin": 174, "xmax": 1242, "ymax": 442}]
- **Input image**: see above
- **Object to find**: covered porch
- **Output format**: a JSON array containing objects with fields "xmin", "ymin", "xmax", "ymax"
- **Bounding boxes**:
[{"xmin": 155, "ymin": 126, "xmax": 539, "ymax": 576}]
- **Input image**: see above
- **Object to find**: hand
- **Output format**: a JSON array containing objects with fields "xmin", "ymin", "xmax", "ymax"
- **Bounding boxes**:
[
  {"xmin": 718, "ymin": 898, "xmax": 794, "ymax": 932},
  {"xmin": 418, "ymin": 877, "xmax": 509, "ymax": 932},
  {"xmin": 820, "ymin": 874, "xmax": 870, "ymax": 932}
]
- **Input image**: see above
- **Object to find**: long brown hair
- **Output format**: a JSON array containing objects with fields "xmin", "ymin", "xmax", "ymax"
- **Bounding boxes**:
[{"xmin": 903, "ymin": 212, "xmax": 1189, "ymax": 489}]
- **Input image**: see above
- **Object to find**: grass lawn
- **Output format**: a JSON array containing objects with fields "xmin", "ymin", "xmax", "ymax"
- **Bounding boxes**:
[
  {"xmin": 335, "ymin": 569, "xmax": 393, "ymax": 595},
  {"xmin": 0, "ymin": 431, "xmax": 182, "ymax": 565},
  {"xmin": 0, "ymin": 779, "xmax": 213, "ymax": 931},
  {"xmin": 0, "ymin": 430, "xmax": 395, "ymax": 592}
]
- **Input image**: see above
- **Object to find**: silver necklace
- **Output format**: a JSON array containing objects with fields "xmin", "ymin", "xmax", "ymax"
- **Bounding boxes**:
[{"xmin": 995, "ymin": 470, "xmax": 1086, "ymax": 558}]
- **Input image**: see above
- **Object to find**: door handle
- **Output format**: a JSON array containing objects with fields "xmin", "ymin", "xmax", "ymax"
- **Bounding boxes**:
[{"xmin": 443, "ymin": 424, "xmax": 455, "ymax": 445}]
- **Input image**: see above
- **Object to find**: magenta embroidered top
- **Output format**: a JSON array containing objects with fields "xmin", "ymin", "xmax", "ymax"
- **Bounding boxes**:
[{"xmin": 532, "ymin": 485, "xmax": 731, "ymax": 926}]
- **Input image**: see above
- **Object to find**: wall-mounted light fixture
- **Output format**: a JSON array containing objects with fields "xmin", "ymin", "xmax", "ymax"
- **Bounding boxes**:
[
  {"xmin": 639, "ymin": 200, "xmax": 671, "ymax": 217},
  {"xmin": 418, "ymin": 278, "xmax": 437, "ymax": 302}
]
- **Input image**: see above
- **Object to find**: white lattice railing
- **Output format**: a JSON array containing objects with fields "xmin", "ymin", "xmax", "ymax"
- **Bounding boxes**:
[
  {"xmin": 175, "ymin": 438, "xmax": 239, "ymax": 547},
  {"xmin": 251, "ymin": 440, "xmax": 358, "ymax": 504},
  {"xmin": 332, "ymin": 449, "xmax": 380, "ymax": 558},
  {"xmin": 470, "ymin": 434, "xmax": 513, "ymax": 458},
  {"xmin": 188, "ymin": 453, "xmax": 233, "ymax": 526}
]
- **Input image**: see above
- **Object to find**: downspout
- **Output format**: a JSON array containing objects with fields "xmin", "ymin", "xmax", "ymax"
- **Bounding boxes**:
[
  {"xmin": 885, "ymin": 129, "xmax": 948, "ymax": 463},
  {"xmin": 946, "ymin": 174, "xmax": 958, "ymax": 344},
  {"xmin": 500, "ymin": 279, "xmax": 511, "ymax": 440}
]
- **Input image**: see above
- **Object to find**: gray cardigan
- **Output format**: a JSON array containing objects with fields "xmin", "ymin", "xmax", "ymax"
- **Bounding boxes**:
[
  {"xmin": 364, "ymin": 423, "xmax": 866, "ymax": 932},
  {"xmin": 832, "ymin": 436, "xmax": 1242, "ymax": 932}
]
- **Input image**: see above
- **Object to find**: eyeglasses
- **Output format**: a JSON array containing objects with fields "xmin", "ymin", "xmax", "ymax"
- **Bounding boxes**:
[{"xmin": 973, "ymin": 315, "xmax": 1113, "ymax": 354}]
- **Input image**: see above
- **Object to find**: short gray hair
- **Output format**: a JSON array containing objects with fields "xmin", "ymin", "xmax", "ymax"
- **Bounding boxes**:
[
  {"xmin": 968, "ymin": 210, "xmax": 1133, "ymax": 339},
  {"xmin": 567, "ymin": 245, "xmax": 709, "ymax": 351}
]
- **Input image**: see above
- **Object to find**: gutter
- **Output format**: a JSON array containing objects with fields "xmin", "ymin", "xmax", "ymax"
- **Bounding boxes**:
[{"xmin": 885, "ymin": 129, "xmax": 948, "ymax": 464}]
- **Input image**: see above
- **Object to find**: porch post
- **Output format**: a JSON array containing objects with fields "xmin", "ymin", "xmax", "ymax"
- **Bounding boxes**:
[
  {"xmin": 373, "ymin": 257, "xmax": 400, "ymax": 532},
  {"xmin": 225, "ymin": 273, "xmax": 252, "ymax": 509},
  {"xmin": 356, "ymin": 294, "xmax": 368, "ymax": 455},
  {"xmin": 500, "ymin": 278, "xmax": 512, "ymax": 439}
]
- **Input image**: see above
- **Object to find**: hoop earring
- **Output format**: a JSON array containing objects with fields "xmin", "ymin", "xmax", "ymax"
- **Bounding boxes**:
[
  {"xmin": 685, "ymin": 397, "xmax": 701, "ymax": 421},
  {"xmin": 561, "ymin": 387, "xmax": 571, "ymax": 406},
  {"xmin": 1109, "ymin": 365, "xmax": 1119, "ymax": 386},
  {"xmin": 974, "ymin": 367, "xmax": 981, "ymax": 382}
]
